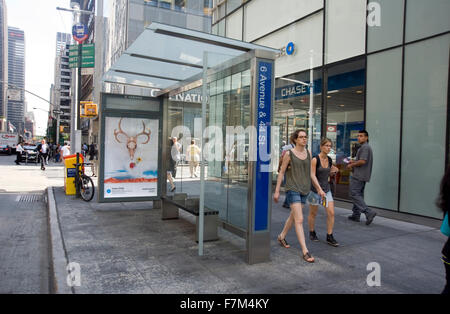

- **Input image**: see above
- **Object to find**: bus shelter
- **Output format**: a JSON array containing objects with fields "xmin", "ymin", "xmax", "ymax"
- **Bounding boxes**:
[{"xmin": 101, "ymin": 23, "xmax": 279, "ymax": 264}]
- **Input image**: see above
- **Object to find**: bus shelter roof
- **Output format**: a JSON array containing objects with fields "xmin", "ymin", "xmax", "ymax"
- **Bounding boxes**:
[{"xmin": 102, "ymin": 22, "xmax": 279, "ymax": 94}]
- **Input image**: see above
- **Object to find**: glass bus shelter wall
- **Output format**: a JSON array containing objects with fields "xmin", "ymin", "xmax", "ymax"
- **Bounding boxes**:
[{"xmin": 164, "ymin": 55, "xmax": 253, "ymax": 234}]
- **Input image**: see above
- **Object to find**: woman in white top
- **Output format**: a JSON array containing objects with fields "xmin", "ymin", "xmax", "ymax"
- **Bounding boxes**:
[{"xmin": 187, "ymin": 140, "xmax": 201, "ymax": 178}]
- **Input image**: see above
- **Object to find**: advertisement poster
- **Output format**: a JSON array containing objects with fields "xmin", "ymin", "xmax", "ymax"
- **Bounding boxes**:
[{"xmin": 104, "ymin": 117, "xmax": 159, "ymax": 198}]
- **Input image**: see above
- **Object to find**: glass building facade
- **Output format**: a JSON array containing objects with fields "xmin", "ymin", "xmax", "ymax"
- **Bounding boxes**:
[
  {"xmin": 7, "ymin": 27, "xmax": 25, "ymax": 134},
  {"xmin": 212, "ymin": 0, "xmax": 450, "ymax": 219},
  {"xmin": 0, "ymin": 0, "xmax": 7, "ymax": 131}
]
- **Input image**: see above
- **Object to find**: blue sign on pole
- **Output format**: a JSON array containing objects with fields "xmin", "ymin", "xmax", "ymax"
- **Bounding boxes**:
[
  {"xmin": 254, "ymin": 60, "xmax": 273, "ymax": 232},
  {"xmin": 72, "ymin": 23, "xmax": 88, "ymax": 44}
]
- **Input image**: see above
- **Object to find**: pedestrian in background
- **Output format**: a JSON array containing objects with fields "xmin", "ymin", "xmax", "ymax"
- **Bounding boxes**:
[
  {"xmin": 15, "ymin": 141, "xmax": 23, "ymax": 165},
  {"xmin": 61, "ymin": 142, "xmax": 71, "ymax": 159},
  {"xmin": 167, "ymin": 138, "xmax": 177, "ymax": 192},
  {"xmin": 308, "ymin": 138, "xmax": 340, "ymax": 247},
  {"xmin": 82, "ymin": 143, "xmax": 88, "ymax": 158},
  {"xmin": 88, "ymin": 143, "xmax": 98, "ymax": 177},
  {"xmin": 437, "ymin": 166, "xmax": 450, "ymax": 294},
  {"xmin": 55, "ymin": 144, "xmax": 61, "ymax": 163},
  {"xmin": 273, "ymin": 129, "xmax": 323, "ymax": 263},
  {"xmin": 347, "ymin": 130, "xmax": 377, "ymax": 225},
  {"xmin": 38, "ymin": 139, "xmax": 49, "ymax": 170},
  {"xmin": 170, "ymin": 136, "xmax": 182, "ymax": 178},
  {"xmin": 187, "ymin": 139, "xmax": 201, "ymax": 178}
]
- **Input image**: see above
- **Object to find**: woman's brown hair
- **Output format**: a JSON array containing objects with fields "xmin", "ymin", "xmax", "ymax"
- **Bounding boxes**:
[{"xmin": 290, "ymin": 129, "xmax": 307, "ymax": 145}]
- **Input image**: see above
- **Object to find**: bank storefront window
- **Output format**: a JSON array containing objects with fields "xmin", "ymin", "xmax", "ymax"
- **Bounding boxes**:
[
  {"xmin": 274, "ymin": 69, "xmax": 322, "ymax": 156},
  {"xmin": 325, "ymin": 58, "xmax": 365, "ymax": 200}
]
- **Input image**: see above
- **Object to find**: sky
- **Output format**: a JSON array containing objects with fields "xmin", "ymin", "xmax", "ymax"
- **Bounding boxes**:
[{"xmin": 6, "ymin": 0, "xmax": 73, "ymax": 136}]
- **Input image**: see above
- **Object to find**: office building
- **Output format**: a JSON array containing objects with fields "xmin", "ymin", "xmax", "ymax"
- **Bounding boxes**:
[
  {"xmin": 212, "ymin": 0, "xmax": 450, "ymax": 219},
  {"xmin": 0, "ymin": 0, "xmax": 7, "ymax": 131},
  {"xmin": 52, "ymin": 32, "xmax": 72, "ymax": 141},
  {"xmin": 7, "ymin": 26, "xmax": 25, "ymax": 135}
]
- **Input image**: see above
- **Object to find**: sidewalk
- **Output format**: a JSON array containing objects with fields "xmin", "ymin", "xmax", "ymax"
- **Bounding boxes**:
[{"xmin": 47, "ymin": 184, "xmax": 447, "ymax": 294}]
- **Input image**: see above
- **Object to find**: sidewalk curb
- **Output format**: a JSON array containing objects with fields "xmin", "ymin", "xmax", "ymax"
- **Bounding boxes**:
[{"xmin": 46, "ymin": 187, "xmax": 73, "ymax": 294}]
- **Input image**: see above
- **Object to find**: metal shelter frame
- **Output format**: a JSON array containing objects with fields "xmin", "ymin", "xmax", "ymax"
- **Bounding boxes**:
[{"xmin": 101, "ymin": 22, "xmax": 279, "ymax": 264}]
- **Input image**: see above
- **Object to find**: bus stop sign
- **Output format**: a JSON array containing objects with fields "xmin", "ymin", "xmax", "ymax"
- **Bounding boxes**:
[{"xmin": 72, "ymin": 23, "xmax": 88, "ymax": 44}]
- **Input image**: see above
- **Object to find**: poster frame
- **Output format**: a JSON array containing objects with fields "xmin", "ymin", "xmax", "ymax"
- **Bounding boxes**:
[{"xmin": 98, "ymin": 93, "xmax": 163, "ymax": 203}]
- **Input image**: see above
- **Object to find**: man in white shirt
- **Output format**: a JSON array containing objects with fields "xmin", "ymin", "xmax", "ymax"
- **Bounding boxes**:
[
  {"xmin": 39, "ymin": 139, "xmax": 49, "ymax": 170},
  {"xmin": 61, "ymin": 142, "xmax": 71, "ymax": 158},
  {"xmin": 15, "ymin": 141, "xmax": 24, "ymax": 165}
]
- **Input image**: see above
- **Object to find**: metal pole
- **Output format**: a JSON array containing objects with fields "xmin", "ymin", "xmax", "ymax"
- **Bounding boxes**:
[
  {"xmin": 56, "ymin": 111, "xmax": 60, "ymax": 145},
  {"xmin": 77, "ymin": 43, "xmax": 82, "ymax": 133},
  {"xmin": 199, "ymin": 51, "xmax": 208, "ymax": 257},
  {"xmin": 308, "ymin": 50, "xmax": 314, "ymax": 150},
  {"xmin": 75, "ymin": 152, "xmax": 80, "ymax": 197}
]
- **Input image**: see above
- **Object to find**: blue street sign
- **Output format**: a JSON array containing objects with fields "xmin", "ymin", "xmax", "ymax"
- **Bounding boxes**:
[{"xmin": 254, "ymin": 60, "xmax": 273, "ymax": 232}]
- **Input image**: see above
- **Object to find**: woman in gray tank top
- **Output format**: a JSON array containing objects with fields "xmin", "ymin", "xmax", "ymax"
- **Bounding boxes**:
[
  {"xmin": 274, "ymin": 129, "xmax": 323, "ymax": 263},
  {"xmin": 308, "ymin": 138, "xmax": 340, "ymax": 247}
]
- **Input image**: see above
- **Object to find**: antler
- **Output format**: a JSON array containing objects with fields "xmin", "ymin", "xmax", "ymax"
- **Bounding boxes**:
[
  {"xmin": 136, "ymin": 121, "xmax": 151, "ymax": 144},
  {"xmin": 114, "ymin": 118, "xmax": 129, "ymax": 143}
]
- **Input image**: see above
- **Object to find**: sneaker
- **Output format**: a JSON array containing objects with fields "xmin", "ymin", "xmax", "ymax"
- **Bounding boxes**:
[
  {"xmin": 309, "ymin": 231, "xmax": 319, "ymax": 242},
  {"xmin": 365, "ymin": 212, "xmax": 377, "ymax": 225},
  {"xmin": 326, "ymin": 234, "xmax": 339, "ymax": 247},
  {"xmin": 348, "ymin": 215, "xmax": 360, "ymax": 222}
]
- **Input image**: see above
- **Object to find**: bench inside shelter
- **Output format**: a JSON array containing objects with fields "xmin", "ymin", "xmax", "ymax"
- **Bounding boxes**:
[{"xmin": 161, "ymin": 193, "xmax": 219, "ymax": 242}]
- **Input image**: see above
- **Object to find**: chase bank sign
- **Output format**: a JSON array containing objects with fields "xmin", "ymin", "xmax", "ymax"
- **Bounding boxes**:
[{"xmin": 278, "ymin": 42, "xmax": 295, "ymax": 57}]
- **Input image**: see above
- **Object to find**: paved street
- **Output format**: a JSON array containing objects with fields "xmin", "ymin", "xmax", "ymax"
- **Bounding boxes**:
[{"xmin": 0, "ymin": 154, "xmax": 63, "ymax": 293}]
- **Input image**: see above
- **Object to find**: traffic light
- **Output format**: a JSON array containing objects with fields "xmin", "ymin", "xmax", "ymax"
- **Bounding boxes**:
[{"xmin": 60, "ymin": 126, "xmax": 64, "ymax": 133}]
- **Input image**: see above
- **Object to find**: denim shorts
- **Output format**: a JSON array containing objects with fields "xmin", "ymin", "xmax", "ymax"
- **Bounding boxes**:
[
  {"xmin": 307, "ymin": 190, "xmax": 334, "ymax": 207},
  {"xmin": 285, "ymin": 190, "xmax": 308, "ymax": 206}
]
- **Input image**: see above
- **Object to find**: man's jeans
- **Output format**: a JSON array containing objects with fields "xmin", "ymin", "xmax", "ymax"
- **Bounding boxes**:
[{"xmin": 349, "ymin": 177, "xmax": 372, "ymax": 218}]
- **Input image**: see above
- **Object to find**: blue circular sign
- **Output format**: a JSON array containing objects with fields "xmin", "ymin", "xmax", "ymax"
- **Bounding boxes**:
[
  {"xmin": 286, "ymin": 42, "xmax": 295, "ymax": 55},
  {"xmin": 72, "ymin": 23, "xmax": 88, "ymax": 44}
]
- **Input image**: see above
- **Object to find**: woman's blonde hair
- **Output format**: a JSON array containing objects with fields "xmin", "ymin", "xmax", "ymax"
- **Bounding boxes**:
[{"xmin": 320, "ymin": 138, "xmax": 332, "ymax": 147}]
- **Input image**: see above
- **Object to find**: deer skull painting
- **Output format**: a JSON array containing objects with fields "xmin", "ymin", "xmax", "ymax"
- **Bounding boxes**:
[{"xmin": 114, "ymin": 118, "xmax": 151, "ymax": 161}]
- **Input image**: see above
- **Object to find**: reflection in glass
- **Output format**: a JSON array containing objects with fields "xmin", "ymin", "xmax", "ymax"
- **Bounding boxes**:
[
  {"xmin": 273, "ymin": 70, "xmax": 322, "ymax": 181},
  {"xmin": 325, "ymin": 58, "xmax": 365, "ymax": 200},
  {"xmin": 204, "ymin": 59, "xmax": 251, "ymax": 231}
]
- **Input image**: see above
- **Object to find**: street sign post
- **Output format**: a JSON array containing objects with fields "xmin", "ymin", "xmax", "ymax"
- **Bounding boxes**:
[{"xmin": 69, "ymin": 44, "xmax": 95, "ymax": 69}]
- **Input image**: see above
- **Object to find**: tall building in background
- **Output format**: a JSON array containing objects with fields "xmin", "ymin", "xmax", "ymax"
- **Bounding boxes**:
[
  {"xmin": 7, "ymin": 26, "xmax": 25, "ymax": 135},
  {"xmin": 102, "ymin": 0, "xmax": 212, "ymax": 95},
  {"xmin": 51, "ymin": 32, "xmax": 72, "ymax": 143},
  {"xmin": 0, "ymin": 0, "xmax": 7, "ymax": 132},
  {"xmin": 24, "ymin": 111, "xmax": 35, "ymax": 142}
]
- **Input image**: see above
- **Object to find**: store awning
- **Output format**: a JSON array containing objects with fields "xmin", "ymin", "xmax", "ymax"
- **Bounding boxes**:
[{"xmin": 102, "ymin": 22, "xmax": 280, "ymax": 94}]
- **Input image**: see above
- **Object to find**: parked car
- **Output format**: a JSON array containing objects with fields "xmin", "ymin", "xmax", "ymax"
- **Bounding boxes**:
[
  {"xmin": 21, "ymin": 145, "xmax": 39, "ymax": 163},
  {"xmin": 0, "ymin": 144, "xmax": 12, "ymax": 155}
]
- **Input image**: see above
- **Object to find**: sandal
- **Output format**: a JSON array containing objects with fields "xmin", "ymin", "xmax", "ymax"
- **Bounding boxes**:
[
  {"xmin": 303, "ymin": 252, "xmax": 315, "ymax": 263},
  {"xmin": 277, "ymin": 235, "xmax": 290, "ymax": 248}
]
